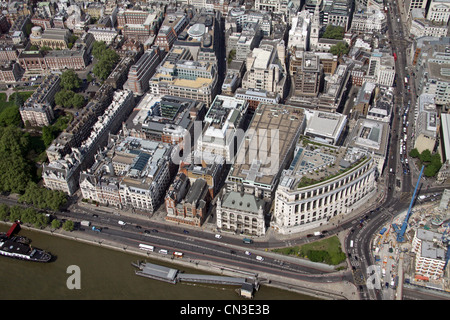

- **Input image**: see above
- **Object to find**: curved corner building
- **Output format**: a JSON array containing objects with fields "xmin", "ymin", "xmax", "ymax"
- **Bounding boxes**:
[{"xmin": 273, "ymin": 142, "xmax": 377, "ymax": 235}]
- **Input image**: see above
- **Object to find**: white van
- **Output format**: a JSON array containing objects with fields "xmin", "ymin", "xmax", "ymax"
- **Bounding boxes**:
[
  {"xmin": 256, "ymin": 255, "xmax": 264, "ymax": 261},
  {"xmin": 159, "ymin": 249, "xmax": 168, "ymax": 255}
]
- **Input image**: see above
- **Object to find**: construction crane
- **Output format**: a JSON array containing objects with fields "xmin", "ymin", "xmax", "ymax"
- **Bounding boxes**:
[{"xmin": 396, "ymin": 165, "xmax": 425, "ymax": 243}]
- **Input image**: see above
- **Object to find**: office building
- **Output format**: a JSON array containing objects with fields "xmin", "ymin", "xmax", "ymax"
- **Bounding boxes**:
[{"xmin": 273, "ymin": 146, "xmax": 377, "ymax": 234}]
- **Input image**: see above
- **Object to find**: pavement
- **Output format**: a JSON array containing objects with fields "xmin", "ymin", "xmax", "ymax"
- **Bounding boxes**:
[{"xmin": 71, "ymin": 179, "xmax": 389, "ymax": 300}]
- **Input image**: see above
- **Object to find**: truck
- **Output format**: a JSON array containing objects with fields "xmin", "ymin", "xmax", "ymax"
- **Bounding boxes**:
[
  {"xmin": 92, "ymin": 226, "xmax": 102, "ymax": 232},
  {"xmin": 81, "ymin": 220, "xmax": 91, "ymax": 227}
]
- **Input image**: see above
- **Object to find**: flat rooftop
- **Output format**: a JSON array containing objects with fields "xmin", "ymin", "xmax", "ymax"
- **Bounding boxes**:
[{"xmin": 228, "ymin": 104, "xmax": 305, "ymax": 188}]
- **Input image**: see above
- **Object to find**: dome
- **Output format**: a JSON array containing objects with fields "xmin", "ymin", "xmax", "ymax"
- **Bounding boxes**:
[{"xmin": 187, "ymin": 23, "xmax": 206, "ymax": 39}]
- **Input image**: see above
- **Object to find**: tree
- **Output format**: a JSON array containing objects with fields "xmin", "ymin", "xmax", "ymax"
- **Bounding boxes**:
[
  {"xmin": 0, "ymin": 126, "xmax": 33, "ymax": 193},
  {"xmin": 61, "ymin": 70, "xmax": 82, "ymax": 91},
  {"xmin": 71, "ymin": 93, "xmax": 85, "ymax": 109},
  {"xmin": 424, "ymin": 164, "xmax": 439, "ymax": 177},
  {"xmin": 322, "ymin": 25, "xmax": 345, "ymax": 40},
  {"xmin": 54, "ymin": 89, "xmax": 75, "ymax": 108},
  {"xmin": 42, "ymin": 126, "xmax": 58, "ymax": 147},
  {"xmin": 419, "ymin": 149, "xmax": 432, "ymax": 163},
  {"xmin": 14, "ymin": 93, "xmax": 24, "ymax": 108},
  {"xmin": 0, "ymin": 106, "xmax": 22, "ymax": 127},
  {"xmin": 0, "ymin": 203, "xmax": 9, "ymax": 221},
  {"xmin": 51, "ymin": 219, "xmax": 61, "ymax": 229},
  {"xmin": 63, "ymin": 220, "xmax": 74, "ymax": 231},
  {"xmin": 330, "ymin": 41, "xmax": 349, "ymax": 57},
  {"xmin": 409, "ymin": 148, "xmax": 420, "ymax": 158},
  {"xmin": 431, "ymin": 153, "xmax": 442, "ymax": 171}
]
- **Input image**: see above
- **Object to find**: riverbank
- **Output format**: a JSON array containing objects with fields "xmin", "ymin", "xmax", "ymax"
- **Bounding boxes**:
[{"xmin": 1, "ymin": 220, "xmax": 358, "ymax": 300}]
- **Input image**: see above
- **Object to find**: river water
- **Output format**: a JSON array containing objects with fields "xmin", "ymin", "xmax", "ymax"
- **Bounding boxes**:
[{"xmin": 0, "ymin": 225, "xmax": 315, "ymax": 300}]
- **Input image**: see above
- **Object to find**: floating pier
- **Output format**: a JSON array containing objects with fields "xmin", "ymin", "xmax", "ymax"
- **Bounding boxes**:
[{"xmin": 132, "ymin": 261, "xmax": 257, "ymax": 298}]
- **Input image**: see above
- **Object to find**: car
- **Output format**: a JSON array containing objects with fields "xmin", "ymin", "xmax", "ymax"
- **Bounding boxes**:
[
  {"xmin": 245, "ymin": 251, "xmax": 251, "ymax": 256},
  {"xmin": 135, "ymin": 225, "xmax": 142, "ymax": 229},
  {"xmin": 256, "ymin": 255, "xmax": 264, "ymax": 261},
  {"xmin": 183, "ymin": 230, "xmax": 189, "ymax": 234},
  {"xmin": 215, "ymin": 234, "xmax": 222, "ymax": 239},
  {"xmin": 144, "ymin": 230, "xmax": 151, "ymax": 234},
  {"xmin": 151, "ymin": 229, "xmax": 158, "ymax": 233},
  {"xmin": 92, "ymin": 214, "xmax": 98, "ymax": 218}
]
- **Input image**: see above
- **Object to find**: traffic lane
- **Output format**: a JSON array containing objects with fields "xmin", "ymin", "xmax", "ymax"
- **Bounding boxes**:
[{"xmin": 78, "ymin": 223, "xmax": 331, "ymax": 277}]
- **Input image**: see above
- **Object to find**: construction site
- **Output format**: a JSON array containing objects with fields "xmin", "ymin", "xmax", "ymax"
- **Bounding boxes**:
[{"xmin": 372, "ymin": 171, "xmax": 450, "ymax": 298}]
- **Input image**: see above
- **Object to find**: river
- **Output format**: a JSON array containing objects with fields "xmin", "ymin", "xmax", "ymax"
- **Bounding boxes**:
[{"xmin": 0, "ymin": 224, "xmax": 316, "ymax": 300}]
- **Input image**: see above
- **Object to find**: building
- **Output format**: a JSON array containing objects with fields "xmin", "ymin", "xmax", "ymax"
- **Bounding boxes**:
[
  {"xmin": 288, "ymin": 10, "xmax": 311, "ymax": 52},
  {"xmin": 225, "ymin": 103, "xmax": 306, "ymax": 201},
  {"xmin": 154, "ymin": 13, "xmax": 189, "ymax": 52},
  {"xmin": 234, "ymin": 88, "xmax": 281, "ymax": 111},
  {"xmin": 227, "ymin": 21, "xmax": 262, "ymax": 61},
  {"xmin": 44, "ymin": 49, "xmax": 88, "ymax": 71},
  {"xmin": 241, "ymin": 44, "xmax": 287, "ymax": 99},
  {"xmin": 411, "ymin": 228, "xmax": 448, "ymax": 280},
  {"xmin": 87, "ymin": 27, "xmax": 118, "ymax": 45},
  {"xmin": 414, "ymin": 93, "xmax": 438, "ymax": 153},
  {"xmin": 124, "ymin": 47, "xmax": 165, "ymax": 96},
  {"xmin": 43, "ymin": 90, "xmax": 134, "ymax": 196},
  {"xmin": 174, "ymin": 9, "xmax": 220, "ymax": 63},
  {"xmin": 80, "ymin": 136, "xmax": 175, "ymax": 214},
  {"xmin": 367, "ymin": 51, "xmax": 396, "ymax": 87},
  {"xmin": 123, "ymin": 93, "xmax": 206, "ymax": 146},
  {"xmin": 292, "ymin": 51, "xmax": 324, "ymax": 97},
  {"xmin": 351, "ymin": 5, "xmax": 387, "ymax": 33},
  {"xmin": 165, "ymin": 174, "xmax": 211, "ymax": 226},
  {"xmin": 426, "ymin": 0, "xmax": 450, "ymax": 23},
  {"xmin": 413, "ymin": 37, "xmax": 450, "ymax": 105},
  {"xmin": 197, "ymin": 95, "xmax": 248, "ymax": 162},
  {"xmin": 347, "ymin": 117, "xmax": 390, "ymax": 174},
  {"xmin": 29, "ymin": 27, "xmax": 71, "ymax": 49},
  {"xmin": 0, "ymin": 61, "xmax": 23, "ymax": 83},
  {"xmin": 19, "ymin": 74, "xmax": 59, "ymax": 126},
  {"xmin": 409, "ymin": 18, "xmax": 449, "ymax": 38},
  {"xmin": 149, "ymin": 59, "xmax": 219, "ymax": 105},
  {"xmin": 216, "ymin": 190, "xmax": 266, "ymax": 236},
  {"xmin": 273, "ymin": 146, "xmax": 377, "ymax": 234},
  {"xmin": 117, "ymin": 8, "xmax": 162, "ymax": 43},
  {"xmin": 323, "ymin": 0, "xmax": 355, "ymax": 31},
  {"xmin": 366, "ymin": 88, "xmax": 394, "ymax": 123},
  {"xmin": 304, "ymin": 109, "xmax": 347, "ymax": 145}
]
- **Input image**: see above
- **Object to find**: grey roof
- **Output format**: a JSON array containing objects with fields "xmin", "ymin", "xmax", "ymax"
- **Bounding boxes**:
[{"xmin": 222, "ymin": 191, "xmax": 263, "ymax": 214}]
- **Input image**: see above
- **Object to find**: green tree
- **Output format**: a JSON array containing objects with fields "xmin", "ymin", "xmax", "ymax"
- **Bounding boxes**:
[
  {"xmin": 424, "ymin": 165, "xmax": 438, "ymax": 177},
  {"xmin": 62, "ymin": 220, "xmax": 74, "ymax": 231},
  {"xmin": 419, "ymin": 149, "xmax": 432, "ymax": 163},
  {"xmin": 322, "ymin": 25, "xmax": 345, "ymax": 40},
  {"xmin": 0, "ymin": 203, "xmax": 9, "ymax": 221},
  {"xmin": 42, "ymin": 126, "xmax": 58, "ymax": 147},
  {"xmin": 330, "ymin": 41, "xmax": 349, "ymax": 57},
  {"xmin": 0, "ymin": 106, "xmax": 22, "ymax": 127},
  {"xmin": 61, "ymin": 70, "xmax": 82, "ymax": 91},
  {"xmin": 54, "ymin": 89, "xmax": 75, "ymax": 108},
  {"xmin": 431, "ymin": 153, "xmax": 442, "ymax": 170},
  {"xmin": 0, "ymin": 126, "xmax": 33, "ymax": 193},
  {"xmin": 14, "ymin": 93, "xmax": 24, "ymax": 108},
  {"xmin": 409, "ymin": 148, "xmax": 420, "ymax": 158},
  {"xmin": 51, "ymin": 219, "xmax": 61, "ymax": 229},
  {"xmin": 71, "ymin": 93, "xmax": 86, "ymax": 109}
]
